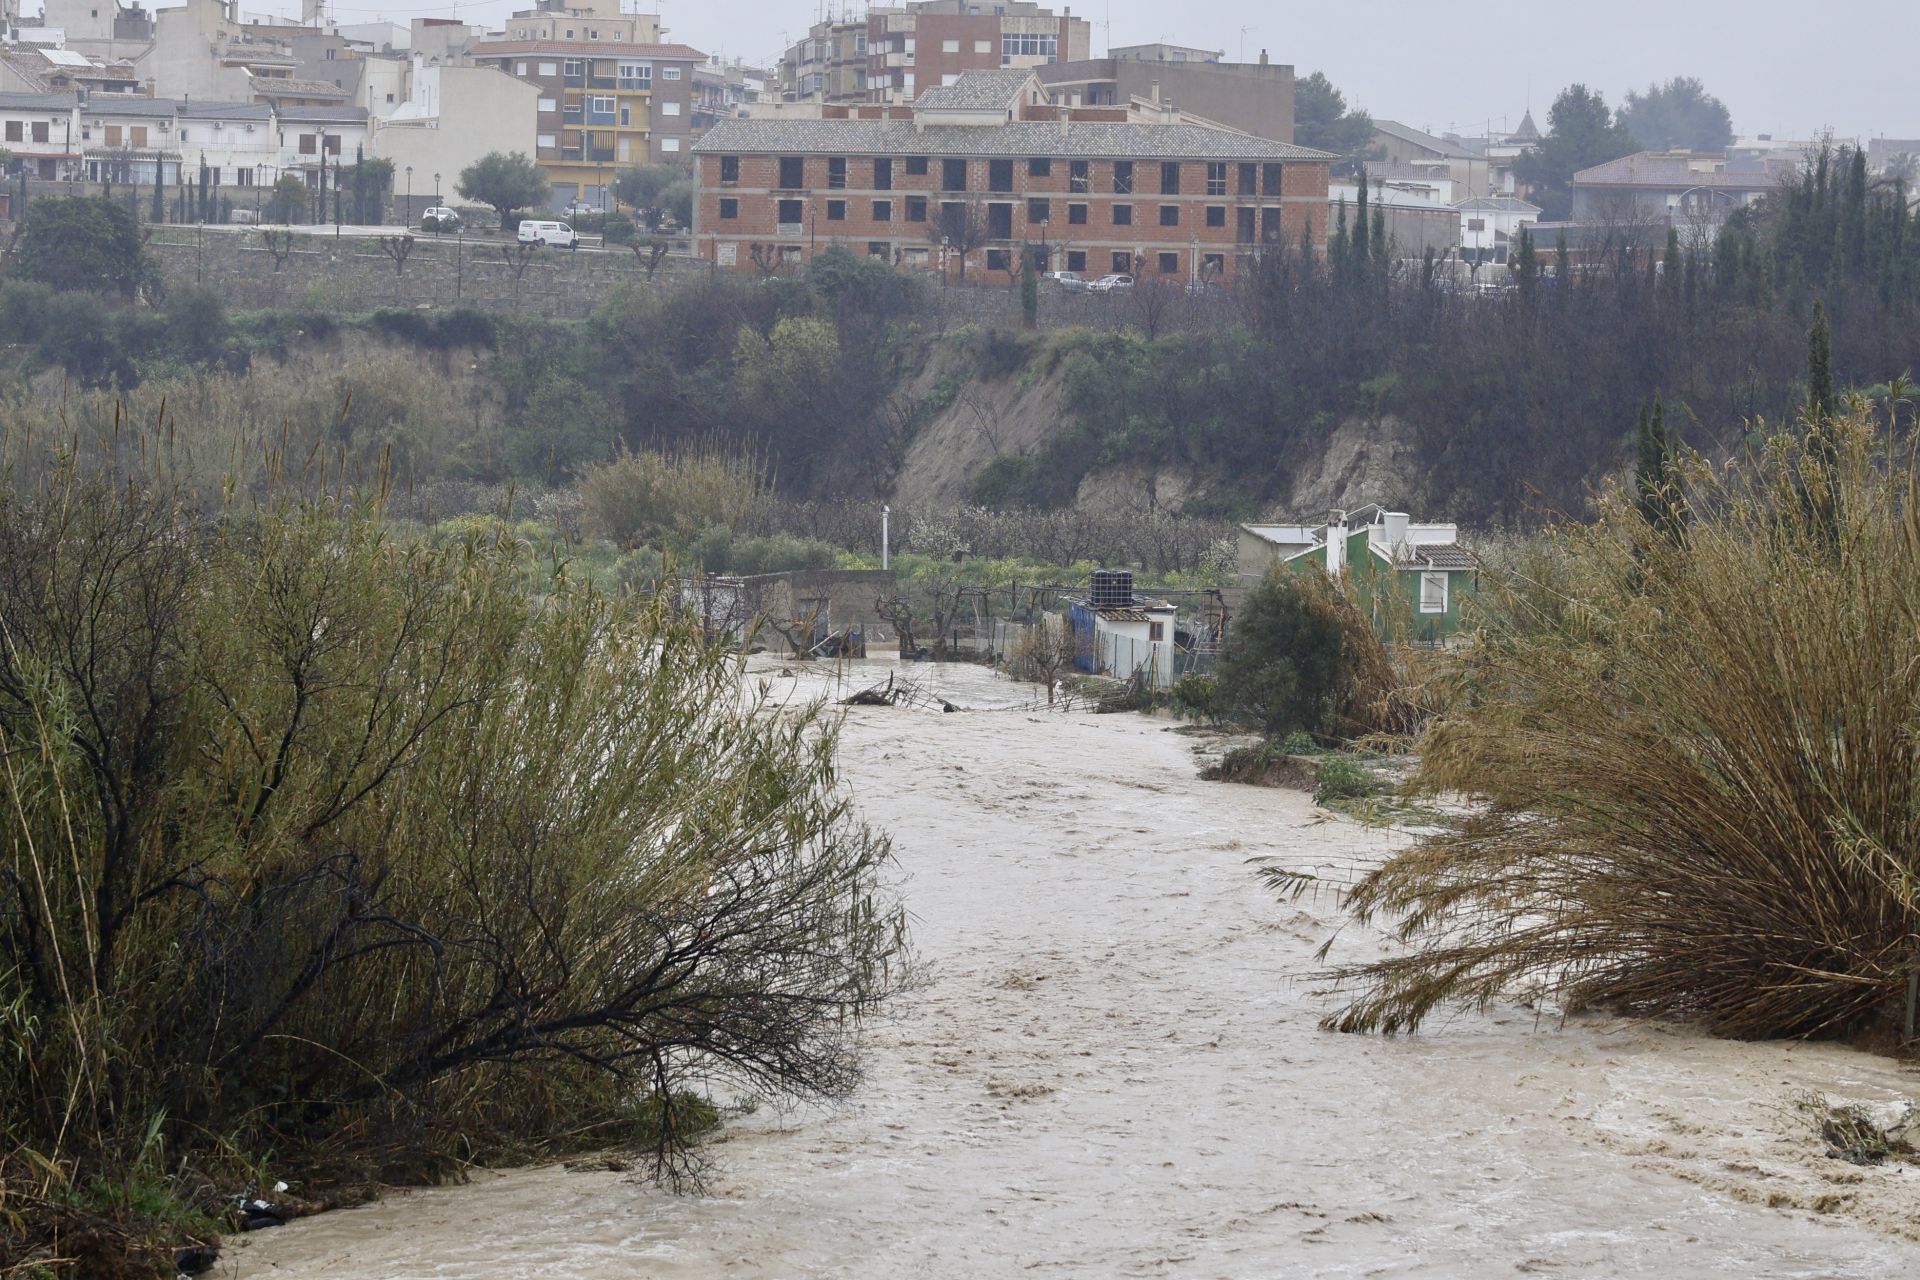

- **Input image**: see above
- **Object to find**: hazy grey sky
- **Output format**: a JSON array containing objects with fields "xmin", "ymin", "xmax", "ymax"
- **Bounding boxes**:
[{"xmin": 213, "ymin": 1, "xmax": 1914, "ymax": 142}]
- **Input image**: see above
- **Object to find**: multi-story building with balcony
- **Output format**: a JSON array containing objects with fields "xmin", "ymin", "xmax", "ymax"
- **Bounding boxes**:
[
  {"xmin": 692, "ymin": 69, "xmax": 1331, "ymax": 284},
  {"xmin": 471, "ymin": 36, "xmax": 704, "ymax": 207},
  {"xmin": 779, "ymin": 1, "xmax": 1091, "ymax": 106}
]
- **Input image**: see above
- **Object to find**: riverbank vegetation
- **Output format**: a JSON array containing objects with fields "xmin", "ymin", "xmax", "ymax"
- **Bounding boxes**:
[
  {"xmin": 1321, "ymin": 400, "xmax": 1920, "ymax": 1045},
  {"xmin": 0, "ymin": 462, "xmax": 906, "ymax": 1274}
]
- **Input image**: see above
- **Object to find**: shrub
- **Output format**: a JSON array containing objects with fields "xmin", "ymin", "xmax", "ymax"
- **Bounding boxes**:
[
  {"xmin": 0, "ymin": 279, "xmax": 52, "ymax": 343},
  {"xmin": 37, "ymin": 289, "xmax": 124, "ymax": 384},
  {"xmin": 17, "ymin": 196, "xmax": 154, "ymax": 297},
  {"xmin": 1167, "ymin": 672, "xmax": 1218, "ymax": 722},
  {"xmin": 1312, "ymin": 753, "xmax": 1379, "ymax": 804},
  {"xmin": 164, "ymin": 284, "xmax": 229, "ymax": 361},
  {"xmin": 1215, "ymin": 571, "xmax": 1349, "ymax": 736},
  {"xmin": 578, "ymin": 447, "xmax": 770, "ymax": 549},
  {"xmin": 1281, "ymin": 730, "xmax": 1319, "ymax": 754},
  {"xmin": 1322, "ymin": 410, "xmax": 1920, "ymax": 1042},
  {"xmin": 0, "ymin": 473, "xmax": 905, "ymax": 1264}
]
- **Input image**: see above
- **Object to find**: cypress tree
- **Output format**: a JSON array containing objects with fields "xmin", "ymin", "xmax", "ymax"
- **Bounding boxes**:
[
  {"xmin": 1352, "ymin": 170, "xmax": 1370, "ymax": 266},
  {"xmin": 150, "ymin": 161, "xmax": 164, "ymax": 224},
  {"xmin": 1370, "ymin": 202, "xmax": 1385, "ymax": 268},
  {"xmin": 1019, "ymin": 244, "xmax": 1037, "ymax": 329},
  {"xmin": 1806, "ymin": 300, "xmax": 1834, "ymax": 422}
]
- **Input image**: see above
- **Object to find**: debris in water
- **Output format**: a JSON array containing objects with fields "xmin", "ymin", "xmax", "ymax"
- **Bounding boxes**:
[{"xmin": 840, "ymin": 673, "xmax": 962, "ymax": 713}]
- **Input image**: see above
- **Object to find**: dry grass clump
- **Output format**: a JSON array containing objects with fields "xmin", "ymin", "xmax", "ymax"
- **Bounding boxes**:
[
  {"xmin": 1325, "ymin": 408, "xmax": 1920, "ymax": 1043},
  {"xmin": 578, "ymin": 445, "xmax": 772, "ymax": 549}
]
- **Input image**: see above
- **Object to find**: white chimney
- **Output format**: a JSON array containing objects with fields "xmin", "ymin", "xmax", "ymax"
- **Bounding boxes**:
[
  {"xmin": 1326, "ymin": 509, "xmax": 1346, "ymax": 576},
  {"xmin": 1382, "ymin": 511, "xmax": 1410, "ymax": 557}
]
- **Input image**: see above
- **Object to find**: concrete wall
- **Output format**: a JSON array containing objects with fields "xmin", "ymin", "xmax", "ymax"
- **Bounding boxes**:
[{"xmin": 144, "ymin": 231, "xmax": 703, "ymax": 318}]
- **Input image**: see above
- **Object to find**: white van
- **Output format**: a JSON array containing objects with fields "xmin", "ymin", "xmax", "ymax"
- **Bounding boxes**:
[{"xmin": 517, "ymin": 220, "xmax": 578, "ymax": 249}]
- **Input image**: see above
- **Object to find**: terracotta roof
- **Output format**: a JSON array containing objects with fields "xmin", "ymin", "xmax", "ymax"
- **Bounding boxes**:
[
  {"xmin": 471, "ymin": 40, "xmax": 706, "ymax": 60},
  {"xmin": 694, "ymin": 117, "xmax": 1335, "ymax": 161}
]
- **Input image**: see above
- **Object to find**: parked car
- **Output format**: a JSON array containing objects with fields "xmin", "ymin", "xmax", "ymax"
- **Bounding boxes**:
[
  {"xmin": 1043, "ymin": 270, "xmax": 1087, "ymax": 291},
  {"xmin": 1087, "ymin": 273, "xmax": 1134, "ymax": 294},
  {"xmin": 561, "ymin": 201, "xmax": 597, "ymax": 219},
  {"xmin": 420, "ymin": 206, "xmax": 462, "ymax": 232},
  {"xmin": 518, "ymin": 219, "xmax": 579, "ymax": 249}
]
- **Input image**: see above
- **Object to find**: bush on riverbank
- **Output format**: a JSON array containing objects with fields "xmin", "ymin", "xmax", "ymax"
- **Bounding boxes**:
[
  {"xmin": 0, "ymin": 467, "xmax": 906, "ymax": 1273},
  {"xmin": 1324, "ymin": 406, "xmax": 1920, "ymax": 1044}
]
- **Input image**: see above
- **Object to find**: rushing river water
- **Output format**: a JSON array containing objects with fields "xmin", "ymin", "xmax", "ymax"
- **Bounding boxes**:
[{"xmin": 238, "ymin": 660, "xmax": 1920, "ymax": 1279}]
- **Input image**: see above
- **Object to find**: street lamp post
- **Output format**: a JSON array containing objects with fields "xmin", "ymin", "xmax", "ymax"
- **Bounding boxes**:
[
  {"xmin": 433, "ymin": 172, "xmax": 442, "ymax": 236},
  {"xmin": 405, "ymin": 164, "xmax": 412, "ymax": 226}
]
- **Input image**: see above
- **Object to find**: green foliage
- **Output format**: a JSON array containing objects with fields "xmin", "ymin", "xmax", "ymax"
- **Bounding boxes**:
[
  {"xmin": 1293, "ymin": 71, "xmax": 1380, "ymax": 172},
  {"xmin": 0, "ymin": 472, "xmax": 906, "ymax": 1264},
  {"xmin": 578, "ymin": 447, "xmax": 771, "ymax": 549},
  {"xmin": 165, "ymin": 285, "xmax": 228, "ymax": 361},
  {"xmin": 457, "ymin": 150, "xmax": 552, "ymax": 224},
  {"xmin": 615, "ymin": 163, "xmax": 693, "ymax": 230},
  {"xmin": 264, "ymin": 173, "xmax": 307, "ymax": 223},
  {"xmin": 1281, "ymin": 730, "xmax": 1320, "ymax": 754},
  {"xmin": 1167, "ymin": 672, "xmax": 1218, "ymax": 722},
  {"xmin": 1512, "ymin": 84, "xmax": 1638, "ymax": 219},
  {"xmin": 1216, "ymin": 572, "xmax": 1349, "ymax": 736},
  {"xmin": 1312, "ymin": 753, "xmax": 1380, "ymax": 804},
  {"xmin": 1807, "ymin": 300, "xmax": 1834, "ymax": 421},
  {"xmin": 1618, "ymin": 77, "xmax": 1735, "ymax": 152},
  {"xmin": 16, "ymin": 196, "xmax": 154, "ymax": 298}
]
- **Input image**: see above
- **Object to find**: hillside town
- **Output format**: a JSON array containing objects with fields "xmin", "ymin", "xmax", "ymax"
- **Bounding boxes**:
[{"xmin": 0, "ymin": 0, "xmax": 1911, "ymax": 281}]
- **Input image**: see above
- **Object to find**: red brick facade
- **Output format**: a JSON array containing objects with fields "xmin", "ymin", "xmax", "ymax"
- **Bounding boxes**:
[{"xmin": 695, "ymin": 150, "xmax": 1328, "ymax": 282}]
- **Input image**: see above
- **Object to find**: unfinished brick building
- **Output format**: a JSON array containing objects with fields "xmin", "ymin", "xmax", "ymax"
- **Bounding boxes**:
[{"xmin": 691, "ymin": 69, "xmax": 1332, "ymax": 285}]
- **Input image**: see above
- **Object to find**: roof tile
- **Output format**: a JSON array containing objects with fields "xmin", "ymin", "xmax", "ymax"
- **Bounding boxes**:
[{"xmin": 694, "ymin": 117, "xmax": 1334, "ymax": 161}]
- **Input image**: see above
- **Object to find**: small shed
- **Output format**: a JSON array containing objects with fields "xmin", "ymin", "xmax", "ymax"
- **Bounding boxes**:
[{"xmin": 1068, "ymin": 570, "xmax": 1178, "ymax": 688}]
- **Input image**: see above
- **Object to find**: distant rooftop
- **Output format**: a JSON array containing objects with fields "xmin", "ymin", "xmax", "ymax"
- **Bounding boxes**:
[
  {"xmin": 912, "ymin": 69, "xmax": 1037, "ymax": 112},
  {"xmin": 1373, "ymin": 119, "xmax": 1479, "ymax": 160},
  {"xmin": 694, "ymin": 116, "xmax": 1334, "ymax": 161}
]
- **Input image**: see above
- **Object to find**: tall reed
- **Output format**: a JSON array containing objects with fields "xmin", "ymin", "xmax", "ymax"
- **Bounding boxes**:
[{"xmin": 1323, "ymin": 408, "xmax": 1920, "ymax": 1043}]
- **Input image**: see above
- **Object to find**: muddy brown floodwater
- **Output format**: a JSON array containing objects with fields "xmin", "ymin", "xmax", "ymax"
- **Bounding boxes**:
[{"xmin": 238, "ymin": 660, "xmax": 1920, "ymax": 1279}]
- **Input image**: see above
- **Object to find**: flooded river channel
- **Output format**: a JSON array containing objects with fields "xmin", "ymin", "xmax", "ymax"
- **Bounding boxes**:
[{"xmin": 238, "ymin": 660, "xmax": 1920, "ymax": 1279}]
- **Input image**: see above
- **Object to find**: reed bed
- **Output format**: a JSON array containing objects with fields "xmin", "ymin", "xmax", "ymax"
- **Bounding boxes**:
[{"xmin": 1325, "ymin": 408, "xmax": 1920, "ymax": 1044}]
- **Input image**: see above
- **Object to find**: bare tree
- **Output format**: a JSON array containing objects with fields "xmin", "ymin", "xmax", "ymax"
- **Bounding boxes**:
[
  {"xmin": 378, "ymin": 233, "xmax": 415, "ymax": 276},
  {"xmin": 500, "ymin": 241, "xmax": 539, "ymax": 309},
  {"xmin": 927, "ymin": 196, "xmax": 991, "ymax": 283},
  {"xmin": 1013, "ymin": 614, "xmax": 1080, "ymax": 705},
  {"xmin": 630, "ymin": 234, "xmax": 673, "ymax": 279}
]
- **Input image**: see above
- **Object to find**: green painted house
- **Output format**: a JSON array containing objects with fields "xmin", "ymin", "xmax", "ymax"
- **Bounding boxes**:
[{"xmin": 1241, "ymin": 506, "xmax": 1478, "ymax": 642}]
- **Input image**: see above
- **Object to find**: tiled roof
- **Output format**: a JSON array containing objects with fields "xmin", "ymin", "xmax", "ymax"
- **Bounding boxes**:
[
  {"xmin": 177, "ymin": 102, "xmax": 274, "ymax": 121},
  {"xmin": 1400, "ymin": 544, "xmax": 1477, "ymax": 571},
  {"xmin": 1453, "ymin": 195, "xmax": 1541, "ymax": 213},
  {"xmin": 1372, "ymin": 119, "xmax": 1478, "ymax": 160},
  {"xmin": 470, "ymin": 39, "xmax": 706, "ymax": 60},
  {"xmin": 912, "ymin": 69, "xmax": 1036, "ymax": 111},
  {"xmin": 253, "ymin": 77, "xmax": 354, "ymax": 99},
  {"xmin": 81, "ymin": 97, "xmax": 177, "ymax": 118},
  {"xmin": 0, "ymin": 92, "xmax": 79, "ymax": 109},
  {"xmin": 1573, "ymin": 151, "xmax": 1781, "ymax": 190},
  {"xmin": 276, "ymin": 104, "xmax": 370, "ymax": 122},
  {"xmin": 694, "ymin": 117, "xmax": 1336, "ymax": 161}
]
